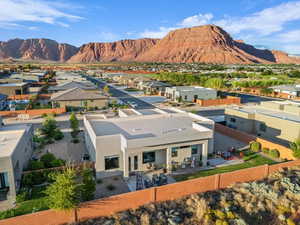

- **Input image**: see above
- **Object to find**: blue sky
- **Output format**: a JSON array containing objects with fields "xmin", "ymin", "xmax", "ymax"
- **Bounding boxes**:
[{"xmin": 1, "ymin": 0, "xmax": 300, "ymax": 53}]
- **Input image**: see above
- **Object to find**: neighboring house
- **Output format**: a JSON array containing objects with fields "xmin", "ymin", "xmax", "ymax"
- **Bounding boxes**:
[
  {"xmin": 50, "ymin": 87, "xmax": 108, "ymax": 109},
  {"xmin": 0, "ymin": 121, "xmax": 33, "ymax": 210},
  {"xmin": 165, "ymin": 86, "xmax": 217, "ymax": 102},
  {"xmin": 138, "ymin": 81, "xmax": 172, "ymax": 95},
  {"xmin": 84, "ymin": 109, "xmax": 214, "ymax": 178},
  {"xmin": 0, "ymin": 83, "xmax": 29, "ymax": 96},
  {"xmin": 48, "ymin": 81, "xmax": 98, "ymax": 93},
  {"xmin": 0, "ymin": 94, "xmax": 7, "ymax": 110},
  {"xmin": 271, "ymin": 84, "xmax": 300, "ymax": 99},
  {"xmin": 225, "ymin": 101, "xmax": 300, "ymax": 146}
]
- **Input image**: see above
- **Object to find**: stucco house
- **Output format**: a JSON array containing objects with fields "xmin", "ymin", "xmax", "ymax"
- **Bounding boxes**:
[
  {"xmin": 0, "ymin": 119, "xmax": 33, "ymax": 210},
  {"xmin": 50, "ymin": 87, "xmax": 108, "ymax": 110},
  {"xmin": 84, "ymin": 109, "xmax": 214, "ymax": 178}
]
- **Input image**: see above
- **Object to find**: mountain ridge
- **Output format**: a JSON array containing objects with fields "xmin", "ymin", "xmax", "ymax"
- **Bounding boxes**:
[{"xmin": 0, "ymin": 25, "xmax": 299, "ymax": 64}]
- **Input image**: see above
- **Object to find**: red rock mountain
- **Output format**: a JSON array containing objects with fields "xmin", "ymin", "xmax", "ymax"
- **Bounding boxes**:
[
  {"xmin": 0, "ymin": 38, "xmax": 78, "ymax": 62},
  {"xmin": 68, "ymin": 38, "xmax": 158, "ymax": 63},
  {"xmin": 1, "ymin": 25, "xmax": 300, "ymax": 64},
  {"xmin": 136, "ymin": 25, "xmax": 300, "ymax": 64}
]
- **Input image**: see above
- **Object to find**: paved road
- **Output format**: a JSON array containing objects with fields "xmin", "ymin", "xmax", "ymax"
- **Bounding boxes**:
[{"xmin": 85, "ymin": 76, "xmax": 156, "ymax": 110}]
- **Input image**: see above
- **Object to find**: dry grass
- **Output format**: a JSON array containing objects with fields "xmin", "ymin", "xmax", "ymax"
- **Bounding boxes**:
[{"xmin": 76, "ymin": 166, "xmax": 300, "ymax": 225}]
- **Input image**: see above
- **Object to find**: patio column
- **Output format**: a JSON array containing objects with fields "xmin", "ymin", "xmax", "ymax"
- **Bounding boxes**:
[
  {"xmin": 123, "ymin": 151, "xmax": 129, "ymax": 178},
  {"xmin": 166, "ymin": 147, "xmax": 172, "ymax": 172},
  {"xmin": 202, "ymin": 140, "xmax": 208, "ymax": 167}
]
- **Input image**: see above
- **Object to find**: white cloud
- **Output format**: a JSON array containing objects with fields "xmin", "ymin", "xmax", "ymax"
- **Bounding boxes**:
[
  {"xmin": 99, "ymin": 31, "xmax": 119, "ymax": 42},
  {"xmin": 140, "ymin": 27, "xmax": 177, "ymax": 39},
  {"xmin": 215, "ymin": 1, "xmax": 300, "ymax": 35},
  {"xmin": 277, "ymin": 30, "xmax": 300, "ymax": 43},
  {"xmin": 140, "ymin": 13, "xmax": 214, "ymax": 38},
  {"xmin": 179, "ymin": 13, "xmax": 213, "ymax": 27},
  {"xmin": 0, "ymin": 0, "xmax": 83, "ymax": 28},
  {"xmin": 140, "ymin": 0, "xmax": 300, "ymax": 43}
]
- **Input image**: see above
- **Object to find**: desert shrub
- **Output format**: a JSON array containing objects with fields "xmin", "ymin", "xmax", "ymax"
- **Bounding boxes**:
[
  {"xmin": 250, "ymin": 141, "xmax": 261, "ymax": 152},
  {"xmin": 27, "ymin": 160, "xmax": 45, "ymax": 170},
  {"xmin": 40, "ymin": 153, "xmax": 56, "ymax": 168},
  {"xmin": 262, "ymin": 147, "xmax": 270, "ymax": 154},
  {"xmin": 106, "ymin": 184, "xmax": 116, "ymax": 191},
  {"xmin": 269, "ymin": 149, "xmax": 280, "ymax": 158}
]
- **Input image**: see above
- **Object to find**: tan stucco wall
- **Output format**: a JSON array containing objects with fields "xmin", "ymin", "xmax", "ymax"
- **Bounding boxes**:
[
  {"xmin": 0, "ymin": 126, "xmax": 33, "ymax": 210},
  {"xmin": 225, "ymin": 108, "xmax": 300, "ymax": 144},
  {"xmin": 57, "ymin": 99, "xmax": 108, "ymax": 109}
]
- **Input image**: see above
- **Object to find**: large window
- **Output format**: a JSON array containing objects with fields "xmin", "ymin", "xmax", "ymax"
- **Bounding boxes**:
[
  {"xmin": 171, "ymin": 147, "xmax": 178, "ymax": 157},
  {"xmin": 230, "ymin": 117, "xmax": 236, "ymax": 123},
  {"xmin": 143, "ymin": 151, "xmax": 155, "ymax": 164},
  {"xmin": 191, "ymin": 145, "xmax": 198, "ymax": 155},
  {"xmin": 105, "ymin": 156, "xmax": 119, "ymax": 170}
]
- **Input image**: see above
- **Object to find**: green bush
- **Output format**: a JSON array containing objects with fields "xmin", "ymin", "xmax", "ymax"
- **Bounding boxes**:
[
  {"xmin": 250, "ymin": 141, "xmax": 261, "ymax": 152},
  {"xmin": 40, "ymin": 153, "xmax": 56, "ymax": 168},
  {"xmin": 16, "ymin": 189, "xmax": 29, "ymax": 203},
  {"xmin": 262, "ymin": 147, "xmax": 270, "ymax": 154},
  {"xmin": 106, "ymin": 184, "xmax": 116, "ymax": 191},
  {"xmin": 53, "ymin": 130, "xmax": 64, "ymax": 140},
  {"xmin": 269, "ymin": 149, "xmax": 280, "ymax": 158},
  {"xmin": 50, "ymin": 159, "xmax": 65, "ymax": 168},
  {"xmin": 27, "ymin": 160, "xmax": 45, "ymax": 170}
]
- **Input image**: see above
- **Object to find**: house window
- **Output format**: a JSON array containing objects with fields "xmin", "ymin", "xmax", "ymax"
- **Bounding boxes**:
[
  {"xmin": 0, "ymin": 172, "xmax": 9, "ymax": 189},
  {"xmin": 184, "ymin": 95, "xmax": 187, "ymax": 101},
  {"xmin": 259, "ymin": 123, "xmax": 267, "ymax": 132},
  {"xmin": 171, "ymin": 147, "xmax": 178, "ymax": 157},
  {"xmin": 104, "ymin": 156, "xmax": 119, "ymax": 170},
  {"xmin": 191, "ymin": 145, "xmax": 198, "ymax": 155},
  {"xmin": 230, "ymin": 117, "xmax": 236, "ymax": 123},
  {"xmin": 143, "ymin": 151, "xmax": 155, "ymax": 163}
]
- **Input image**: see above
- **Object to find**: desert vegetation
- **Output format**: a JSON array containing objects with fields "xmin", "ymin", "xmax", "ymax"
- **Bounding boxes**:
[{"xmin": 77, "ymin": 167, "xmax": 300, "ymax": 225}]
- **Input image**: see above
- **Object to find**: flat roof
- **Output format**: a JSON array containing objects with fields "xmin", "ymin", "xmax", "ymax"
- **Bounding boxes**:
[
  {"xmin": 232, "ymin": 106, "xmax": 300, "ymax": 123},
  {"xmin": 88, "ymin": 112, "xmax": 213, "ymax": 149},
  {"xmin": 0, "ymin": 124, "xmax": 31, "ymax": 158},
  {"xmin": 0, "ymin": 82, "xmax": 27, "ymax": 87}
]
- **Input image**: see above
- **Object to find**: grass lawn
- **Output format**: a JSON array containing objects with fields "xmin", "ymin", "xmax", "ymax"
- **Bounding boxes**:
[
  {"xmin": 174, "ymin": 151, "xmax": 276, "ymax": 182},
  {"xmin": 0, "ymin": 186, "xmax": 49, "ymax": 220}
]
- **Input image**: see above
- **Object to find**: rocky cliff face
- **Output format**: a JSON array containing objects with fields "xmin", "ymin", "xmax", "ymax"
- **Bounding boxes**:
[
  {"xmin": 0, "ymin": 26, "xmax": 299, "ymax": 64},
  {"xmin": 68, "ymin": 38, "xmax": 158, "ymax": 63},
  {"xmin": 0, "ymin": 39, "xmax": 78, "ymax": 62},
  {"xmin": 136, "ymin": 25, "xmax": 277, "ymax": 64}
]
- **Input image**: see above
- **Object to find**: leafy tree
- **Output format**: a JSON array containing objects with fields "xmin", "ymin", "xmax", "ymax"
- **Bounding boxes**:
[
  {"xmin": 69, "ymin": 112, "xmax": 79, "ymax": 137},
  {"xmin": 80, "ymin": 168, "xmax": 96, "ymax": 201},
  {"xmin": 260, "ymin": 88, "xmax": 273, "ymax": 95},
  {"xmin": 45, "ymin": 168, "xmax": 80, "ymax": 221},
  {"xmin": 290, "ymin": 139, "xmax": 300, "ymax": 159},
  {"xmin": 205, "ymin": 78, "xmax": 225, "ymax": 89},
  {"xmin": 41, "ymin": 115, "xmax": 59, "ymax": 139},
  {"xmin": 103, "ymin": 85, "xmax": 110, "ymax": 95},
  {"xmin": 40, "ymin": 153, "xmax": 56, "ymax": 168}
]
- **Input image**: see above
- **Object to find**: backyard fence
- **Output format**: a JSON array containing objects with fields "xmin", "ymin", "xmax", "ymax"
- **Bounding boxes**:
[
  {"xmin": 215, "ymin": 123, "xmax": 295, "ymax": 160},
  {"xmin": 0, "ymin": 107, "xmax": 66, "ymax": 117},
  {"xmin": 2, "ymin": 159, "xmax": 300, "ymax": 225},
  {"xmin": 196, "ymin": 96, "xmax": 241, "ymax": 107}
]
